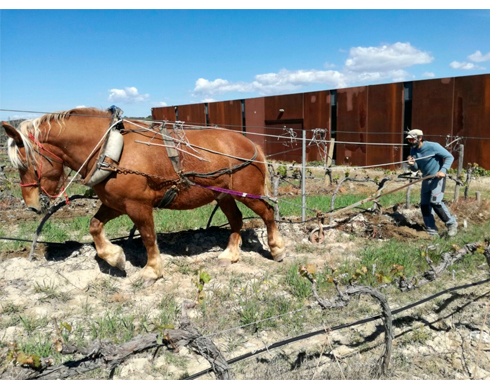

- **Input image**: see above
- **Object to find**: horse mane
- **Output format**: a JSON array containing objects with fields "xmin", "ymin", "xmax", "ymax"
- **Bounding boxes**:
[
  {"xmin": 34, "ymin": 107, "xmax": 110, "ymax": 134},
  {"xmin": 7, "ymin": 107, "xmax": 110, "ymax": 169},
  {"xmin": 7, "ymin": 120, "xmax": 37, "ymax": 169}
]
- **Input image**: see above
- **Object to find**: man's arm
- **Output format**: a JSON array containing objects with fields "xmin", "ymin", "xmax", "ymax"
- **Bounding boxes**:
[{"xmin": 435, "ymin": 143, "xmax": 454, "ymax": 177}]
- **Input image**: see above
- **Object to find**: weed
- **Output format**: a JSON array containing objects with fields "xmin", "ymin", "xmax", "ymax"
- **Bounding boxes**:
[
  {"xmin": 18, "ymin": 315, "xmax": 50, "ymax": 335},
  {"xmin": 1, "ymin": 301, "xmax": 25, "ymax": 315},
  {"xmin": 285, "ymin": 262, "xmax": 313, "ymax": 300},
  {"xmin": 89, "ymin": 310, "xmax": 136, "ymax": 343},
  {"xmin": 33, "ymin": 280, "xmax": 71, "ymax": 303}
]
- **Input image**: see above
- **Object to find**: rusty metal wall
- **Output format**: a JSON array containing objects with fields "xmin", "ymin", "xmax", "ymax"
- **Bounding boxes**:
[
  {"xmin": 151, "ymin": 74, "xmax": 489, "ymax": 169},
  {"xmin": 303, "ymin": 91, "xmax": 331, "ymax": 162},
  {"xmin": 151, "ymin": 106, "xmax": 176, "ymax": 121},
  {"xmin": 453, "ymin": 74, "xmax": 490, "ymax": 170},
  {"xmin": 207, "ymin": 100, "xmax": 243, "ymax": 131},
  {"xmin": 336, "ymin": 86, "xmax": 368, "ymax": 166},
  {"xmin": 411, "ymin": 78, "xmax": 455, "ymax": 145},
  {"xmin": 244, "ymin": 97, "xmax": 266, "ymax": 146},
  {"xmin": 151, "ymin": 104, "xmax": 206, "ymax": 125},
  {"xmin": 366, "ymin": 83, "xmax": 404, "ymax": 170},
  {"xmin": 171, "ymin": 103, "xmax": 207, "ymax": 126},
  {"xmin": 411, "ymin": 75, "xmax": 490, "ymax": 170},
  {"xmin": 263, "ymin": 94, "xmax": 304, "ymax": 162}
]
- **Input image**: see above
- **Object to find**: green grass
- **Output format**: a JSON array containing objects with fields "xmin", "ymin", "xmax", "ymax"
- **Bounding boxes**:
[
  {"xmin": 0, "ymin": 185, "xmax": 482, "ymax": 253},
  {"xmin": 278, "ymin": 192, "xmax": 422, "ymax": 218},
  {"xmin": 33, "ymin": 280, "xmax": 71, "ymax": 303},
  {"xmin": 333, "ymin": 221, "xmax": 490, "ymax": 288}
]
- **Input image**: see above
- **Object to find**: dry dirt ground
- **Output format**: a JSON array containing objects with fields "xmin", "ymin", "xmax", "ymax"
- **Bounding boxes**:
[{"xmin": 0, "ymin": 174, "xmax": 491, "ymax": 380}]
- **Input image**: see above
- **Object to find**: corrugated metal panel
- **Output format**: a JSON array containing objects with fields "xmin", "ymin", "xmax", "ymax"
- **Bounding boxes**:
[
  {"xmin": 304, "ymin": 91, "xmax": 331, "ymax": 162},
  {"xmin": 366, "ymin": 83, "xmax": 404, "ymax": 169},
  {"xmin": 411, "ymin": 78, "xmax": 454, "ymax": 145},
  {"xmin": 151, "ymin": 106, "xmax": 176, "ymax": 121},
  {"xmin": 207, "ymin": 100, "xmax": 243, "ymax": 131},
  {"xmin": 264, "ymin": 93, "xmax": 303, "ymax": 120},
  {"xmin": 264, "ymin": 94, "xmax": 304, "ymax": 162},
  {"xmin": 336, "ymin": 86, "xmax": 368, "ymax": 166},
  {"xmin": 176, "ymin": 103, "xmax": 206, "ymax": 126},
  {"xmin": 244, "ymin": 97, "xmax": 266, "ymax": 147},
  {"xmin": 453, "ymin": 74, "xmax": 490, "ymax": 170},
  {"xmin": 264, "ymin": 122, "xmax": 304, "ymax": 162}
]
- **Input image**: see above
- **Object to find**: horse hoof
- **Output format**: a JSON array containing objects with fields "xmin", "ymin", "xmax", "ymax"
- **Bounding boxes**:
[
  {"xmin": 218, "ymin": 250, "xmax": 240, "ymax": 264},
  {"xmin": 218, "ymin": 257, "xmax": 239, "ymax": 267},
  {"xmin": 105, "ymin": 248, "xmax": 126, "ymax": 271},
  {"xmin": 273, "ymin": 250, "xmax": 286, "ymax": 262},
  {"xmin": 139, "ymin": 267, "xmax": 163, "ymax": 286},
  {"xmin": 142, "ymin": 278, "xmax": 157, "ymax": 288}
]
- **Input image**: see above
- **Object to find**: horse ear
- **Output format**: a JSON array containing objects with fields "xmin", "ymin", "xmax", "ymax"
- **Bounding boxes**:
[{"xmin": 1, "ymin": 121, "xmax": 24, "ymax": 146}]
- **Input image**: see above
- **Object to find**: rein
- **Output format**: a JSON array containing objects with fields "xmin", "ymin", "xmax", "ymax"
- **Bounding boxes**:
[{"xmin": 27, "ymin": 133, "xmax": 65, "ymax": 164}]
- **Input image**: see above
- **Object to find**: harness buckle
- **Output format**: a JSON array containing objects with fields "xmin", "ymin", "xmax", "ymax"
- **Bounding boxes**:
[{"xmin": 97, "ymin": 156, "xmax": 118, "ymax": 171}]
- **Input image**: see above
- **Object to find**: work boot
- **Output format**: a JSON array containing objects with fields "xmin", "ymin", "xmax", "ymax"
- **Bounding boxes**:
[
  {"xmin": 426, "ymin": 227, "xmax": 439, "ymax": 237},
  {"xmin": 447, "ymin": 222, "xmax": 458, "ymax": 237}
]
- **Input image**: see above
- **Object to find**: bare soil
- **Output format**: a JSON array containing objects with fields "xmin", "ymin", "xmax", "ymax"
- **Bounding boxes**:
[{"xmin": 0, "ymin": 172, "xmax": 491, "ymax": 380}]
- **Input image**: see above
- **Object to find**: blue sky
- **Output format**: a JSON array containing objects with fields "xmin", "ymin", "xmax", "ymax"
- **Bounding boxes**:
[{"xmin": 0, "ymin": 4, "xmax": 492, "ymax": 121}]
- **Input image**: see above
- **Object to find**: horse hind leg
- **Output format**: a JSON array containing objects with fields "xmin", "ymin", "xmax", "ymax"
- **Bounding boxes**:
[
  {"xmin": 239, "ymin": 197, "xmax": 285, "ymax": 262},
  {"xmin": 89, "ymin": 205, "xmax": 127, "ymax": 271},
  {"xmin": 216, "ymin": 195, "xmax": 243, "ymax": 263}
]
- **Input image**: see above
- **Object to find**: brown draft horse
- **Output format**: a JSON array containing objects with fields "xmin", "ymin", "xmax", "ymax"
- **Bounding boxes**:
[{"xmin": 2, "ymin": 107, "xmax": 285, "ymax": 285}]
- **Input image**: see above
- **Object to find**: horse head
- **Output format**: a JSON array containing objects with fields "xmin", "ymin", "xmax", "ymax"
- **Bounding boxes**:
[{"xmin": 2, "ymin": 120, "xmax": 65, "ymax": 214}]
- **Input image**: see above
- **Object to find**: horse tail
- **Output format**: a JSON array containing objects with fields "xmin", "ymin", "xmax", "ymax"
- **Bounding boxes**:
[{"xmin": 256, "ymin": 144, "xmax": 273, "ymax": 198}]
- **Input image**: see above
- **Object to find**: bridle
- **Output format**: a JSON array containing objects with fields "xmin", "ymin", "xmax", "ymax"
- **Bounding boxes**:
[{"xmin": 19, "ymin": 132, "xmax": 69, "ymax": 204}]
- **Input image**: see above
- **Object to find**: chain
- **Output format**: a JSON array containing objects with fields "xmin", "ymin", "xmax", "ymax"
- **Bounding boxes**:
[
  {"xmin": 101, "ymin": 143, "xmax": 258, "ymax": 191},
  {"xmin": 105, "ymin": 163, "xmax": 183, "ymax": 187}
]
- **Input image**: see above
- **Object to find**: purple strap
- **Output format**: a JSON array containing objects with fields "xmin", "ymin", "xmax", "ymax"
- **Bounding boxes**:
[{"xmin": 195, "ymin": 183, "xmax": 275, "ymax": 202}]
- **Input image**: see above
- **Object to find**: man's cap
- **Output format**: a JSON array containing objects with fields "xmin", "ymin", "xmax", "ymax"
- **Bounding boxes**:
[{"xmin": 406, "ymin": 129, "xmax": 423, "ymax": 139}]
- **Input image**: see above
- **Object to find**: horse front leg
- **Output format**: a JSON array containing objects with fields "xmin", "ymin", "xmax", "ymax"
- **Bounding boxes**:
[
  {"xmin": 89, "ymin": 205, "xmax": 126, "ymax": 270},
  {"xmin": 126, "ymin": 205, "xmax": 164, "ymax": 285}
]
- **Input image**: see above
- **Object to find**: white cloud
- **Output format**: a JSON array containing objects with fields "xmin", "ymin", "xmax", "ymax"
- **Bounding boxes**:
[
  {"xmin": 254, "ymin": 69, "xmax": 347, "ymax": 93},
  {"xmin": 467, "ymin": 50, "xmax": 490, "ymax": 62},
  {"xmin": 449, "ymin": 50, "xmax": 489, "ymax": 71},
  {"xmin": 108, "ymin": 87, "xmax": 149, "ymax": 103},
  {"xmin": 194, "ymin": 78, "xmax": 251, "ymax": 95},
  {"xmin": 192, "ymin": 42, "xmax": 435, "ymax": 100},
  {"xmin": 449, "ymin": 61, "xmax": 477, "ymax": 70},
  {"xmin": 344, "ymin": 42, "xmax": 433, "ymax": 72},
  {"xmin": 194, "ymin": 69, "xmax": 347, "ymax": 98},
  {"xmin": 350, "ymin": 69, "xmax": 412, "ymax": 84}
]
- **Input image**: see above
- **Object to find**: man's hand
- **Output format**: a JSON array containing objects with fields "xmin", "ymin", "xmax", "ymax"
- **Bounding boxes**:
[
  {"xmin": 407, "ymin": 156, "xmax": 415, "ymax": 166},
  {"xmin": 436, "ymin": 171, "xmax": 446, "ymax": 178}
]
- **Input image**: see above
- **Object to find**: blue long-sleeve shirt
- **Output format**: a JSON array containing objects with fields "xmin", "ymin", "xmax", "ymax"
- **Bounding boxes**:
[{"xmin": 409, "ymin": 141, "xmax": 454, "ymax": 176}]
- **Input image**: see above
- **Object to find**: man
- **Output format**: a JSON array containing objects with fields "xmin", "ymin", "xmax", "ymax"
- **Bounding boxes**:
[{"xmin": 406, "ymin": 129, "xmax": 458, "ymax": 237}]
